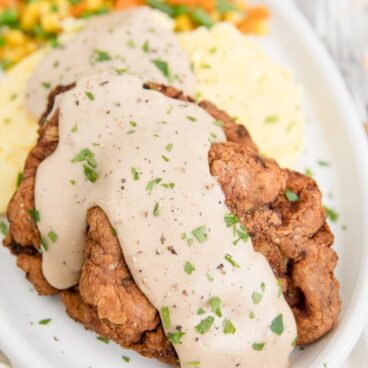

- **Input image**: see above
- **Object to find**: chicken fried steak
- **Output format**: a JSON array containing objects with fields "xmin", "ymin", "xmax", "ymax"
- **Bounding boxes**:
[{"xmin": 3, "ymin": 83, "xmax": 340, "ymax": 364}]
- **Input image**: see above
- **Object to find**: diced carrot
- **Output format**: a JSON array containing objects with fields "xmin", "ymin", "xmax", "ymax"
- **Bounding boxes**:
[
  {"xmin": 0, "ymin": 0, "xmax": 18, "ymax": 11},
  {"xmin": 247, "ymin": 5, "xmax": 269, "ymax": 20},
  {"xmin": 69, "ymin": 3, "xmax": 88, "ymax": 17},
  {"xmin": 115, "ymin": 0, "xmax": 143, "ymax": 10}
]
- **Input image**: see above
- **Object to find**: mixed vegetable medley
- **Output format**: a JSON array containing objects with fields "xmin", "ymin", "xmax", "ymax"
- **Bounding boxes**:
[{"xmin": 0, "ymin": 0, "xmax": 269, "ymax": 70}]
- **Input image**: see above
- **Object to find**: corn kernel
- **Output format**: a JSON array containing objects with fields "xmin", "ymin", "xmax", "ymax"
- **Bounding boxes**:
[
  {"xmin": 175, "ymin": 14, "xmax": 195, "ymax": 32},
  {"xmin": 85, "ymin": 0, "xmax": 104, "ymax": 11},
  {"xmin": 223, "ymin": 11, "xmax": 242, "ymax": 23},
  {"xmin": 4, "ymin": 29, "xmax": 26, "ymax": 46},
  {"xmin": 21, "ymin": 3, "xmax": 41, "ymax": 31},
  {"xmin": 41, "ymin": 12, "xmax": 60, "ymax": 33}
]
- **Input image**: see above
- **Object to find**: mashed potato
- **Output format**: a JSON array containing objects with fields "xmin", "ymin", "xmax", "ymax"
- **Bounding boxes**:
[
  {"xmin": 0, "ymin": 50, "xmax": 44, "ymax": 213},
  {"xmin": 179, "ymin": 23, "xmax": 304, "ymax": 168}
]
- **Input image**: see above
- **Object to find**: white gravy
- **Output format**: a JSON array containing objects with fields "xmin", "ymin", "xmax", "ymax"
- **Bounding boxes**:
[
  {"xmin": 25, "ymin": 7, "xmax": 196, "ymax": 118},
  {"xmin": 35, "ymin": 72, "xmax": 296, "ymax": 368}
]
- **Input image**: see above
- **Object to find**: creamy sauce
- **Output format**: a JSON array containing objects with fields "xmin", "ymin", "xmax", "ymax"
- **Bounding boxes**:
[
  {"xmin": 25, "ymin": 7, "xmax": 195, "ymax": 118},
  {"xmin": 35, "ymin": 72, "xmax": 296, "ymax": 367}
]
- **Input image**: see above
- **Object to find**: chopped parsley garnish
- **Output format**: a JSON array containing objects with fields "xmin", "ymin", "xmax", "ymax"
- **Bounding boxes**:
[
  {"xmin": 152, "ymin": 59, "xmax": 172, "ymax": 82},
  {"xmin": 129, "ymin": 121, "xmax": 137, "ymax": 127},
  {"xmin": 131, "ymin": 167, "xmax": 140, "ymax": 181},
  {"xmin": 251, "ymin": 292, "xmax": 262, "ymax": 304},
  {"xmin": 186, "ymin": 116, "xmax": 197, "ymax": 122},
  {"xmin": 161, "ymin": 182, "xmax": 175, "ymax": 189},
  {"xmin": 112, "ymin": 227, "xmax": 117, "ymax": 236},
  {"xmin": 197, "ymin": 307, "xmax": 205, "ymax": 315},
  {"xmin": 252, "ymin": 342, "xmax": 265, "ymax": 351},
  {"xmin": 153, "ymin": 202, "xmax": 160, "ymax": 217},
  {"xmin": 187, "ymin": 362, "xmax": 200, "ymax": 367},
  {"xmin": 187, "ymin": 238, "xmax": 194, "ymax": 246},
  {"xmin": 325, "ymin": 207, "xmax": 338, "ymax": 222},
  {"xmin": 260, "ymin": 282, "xmax": 266, "ymax": 292},
  {"xmin": 161, "ymin": 307, "xmax": 171, "ymax": 329},
  {"xmin": 191, "ymin": 7, "xmax": 215, "ymax": 28},
  {"xmin": 191, "ymin": 225, "xmax": 208, "ymax": 243},
  {"xmin": 115, "ymin": 67, "xmax": 129, "ymax": 75},
  {"xmin": 224, "ymin": 213, "xmax": 249, "ymax": 244},
  {"xmin": 249, "ymin": 311, "xmax": 255, "ymax": 319},
  {"xmin": 85, "ymin": 91, "xmax": 95, "ymax": 101},
  {"xmin": 210, "ymin": 297, "xmax": 222, "ymax": 317},
  {"xmin": 162, "ymin": 155, "xmax": 170, "ymax": 162},
  {"xmin": 71, "ymin": 148, "xmax": 95, "ymax": 164},
  {"xmin": 224, "ymin": 254, "xmax": 240, "ymax": 268},
  {"xmin": 90, "ymin": 49, "xmax": 111, "ymax": 63},
  {"xmin": 40, "ymin": 237, "xmax": 49, "ymax": 252},
  {"xmin": 142, "ymin": 40, "xmax": 150, "ymax": 53},
  {"xmin": 127, "ymin": 39, "xmax": 136, "ymax": 48},
  {"xmin": 285, "ymin": 188, "xmax": 299, "ymax": 202},
  {"xmin": 0, "ymin": 222, "xmax": 8, "ymax": 236},
  {"xmin": 165, "ymin": 143, "xmax": 173, "ymax": 152},
  {"xmin": 305, "ymin": 168, "xmax": 314, "ymax": 177},
  {"xmin": 206, "ymin": 273, "xmax": 214, "ymax": 282},
  {"xmin": 42, "ymin": 81, "xmax": 51, "ymax": 89},
  {"xmin": 16, "ymin": 172, "xmax": 23, "ymax": 188},
  {"xmin": 265, "ymin": 115, "xmax": 279, "ymax": 124},
  {"xmin": 122, "ymin": 356, "xmax": 130, "ymax": 363},
  {"xmin": 318, "ymin": 160, "xmax": 330, "ymax": 167},
  {"xmin": 71, "ymin": 124, "xmax": 77, "ymax": 133},
  {"xmin": 97, "ymin": 336, "xmax": 110, "ymax": 344},
  {"xmin": 292, "ymin": 336, "xmax": 298, "ymax": 347},
  {"xmin": 184, "ymin": 261, "xmax": 196, "ymax": 275},
  {"xmin": 48, "ymin": 231, "xmax": 58, "ymax": 243},
  {"xmin": 195, "ymin": 316, "xmax": 214, "ymax": 334},
  {"xmin": 146, "ymin": 178, "xmax": 162, "ymax": 194},
  {"xmin": 213, "ymin": 119, "xmax": 224, "ymax": 127},
  {"xmin": 167, "ymin": 331, "xmax": 186, "ymax": 344},
  {"xmin": 277, "ymin": 279, "xmax": 283, "ymax": 298},
  {"xmin": 84, "ymin": 165, "xmax": 98, "ymax": 183},
  {"xmin": 223, "ymin": 319, "xmax": 236, "ymax": 334},
  {"xmin": 70, "ymin": 180, "xmax": 76, "ymax": 186},
  {"xmin": 270, "ymin": 314, "xmax": 284, "ymax": 335},
  {"xmin": 38, "ymin": 318, "xmax": 52, "ymax": 325},
  {"xmin": 28, "ymin": 208, "xmax": 40, "ymax": 223}
]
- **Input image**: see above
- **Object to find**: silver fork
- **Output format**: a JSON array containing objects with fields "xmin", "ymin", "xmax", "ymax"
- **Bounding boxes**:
[{"xmin": 297, "ymin": 0, "xmax": 368, "ymax": 123}]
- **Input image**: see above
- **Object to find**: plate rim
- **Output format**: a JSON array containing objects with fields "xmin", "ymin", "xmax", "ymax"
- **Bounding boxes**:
[{"xmin": 1, "ymin": 1, "xmax": 368, "ymax": 367}]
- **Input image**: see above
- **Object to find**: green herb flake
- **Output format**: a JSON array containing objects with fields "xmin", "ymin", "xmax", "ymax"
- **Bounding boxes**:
[
  {"xmin": 40, "ymin": 237, "xmax": 49, "ymax": 252},
  {"xmin": 83, "ymin": 165, "xmax": 98, "ymax": 183},
  {"xmin": 129, "ymin": 121, "xmax": 137, "ymax": 127},
  {"xmin": 42, "ymin": 81, "xmax": 51, "ymax": 89},
  {"xmin": 277, "ymin": 279, "xmax": 283, "ymax": 298},
  {"xmin": 184, "ymin": 261, "xmax": 196, "ymax": 275},
  {"xmin": 142, "ymin": 40, "xmax": 150, "ymax": 53},
  {"xmin": 153, "ymin": 202, "xmax": 161, "ymax": 217},
  {"xmin": 187, "ymin": 362, "xmax": 200, "ymax": 367},
  {"xmin": 223, "ymin": 319, "xmax": 236, "ymax": 334},
  {"xmin": 28, "ymin": 208, "xmax": 40, "ymax": 223},
  {"xmin": 197, "ymin": 307, "xmax": 205, "ymax": 315},
  {"xmin": 127, "ymin": 39, "xmax": 136, "ymax": 48},
  {"xmin": 161, "ymin": 306, "xmax": 171, "ymax": 329},
  {"xmin": 162, "ymin": 155, "xmax": 170, "ymax": 162},
  {"xmin": 305, "ymin": 168, "xmax": 314, "ymax": 177},
  {"xmin": 285, "ymin": 188, "xmax": 299, "ymax": 202},
  {"xmin": 165, "ymin": 143, "xmax": 173, "ymax": 152},
  {"xmin": 224, "ymin": 254, "xmax": 240, "ymax": 268},
  {"xmin": 71, "ymin": 124, "xmax": 77, "ymax": 133},
  {"xmin": 91, "ymin": 49, "xmax": 111, "ymax": 63},
  {"xmin": 270, "ymin": 314, "xmax": 284, "ymax": 335},
  {"xmin": 265, "ymin": 115, "xmax": 279, "ymax": 124},
  {"xmin": 206, "ymin": 273, "xmax": 214, "ymax": 282},
  {"xmin": 131, "ymin": 167, "xmax": 140, "ymax": 181},
  {"xmin": 213, "ymin": 119, "xmax": 224, "ymax": 127},
  {"xmin": 187, "ymin": 238, "xmax": 194, "ymax": 246},
  {"xmin": 251, "ymin": 292, "xmax": 263, "ymax": 304},
  {"xmin": 191, "ymin": 225, "xmax": 208, "ymax": 243},
  {"xmin": 291, "ymin": 336, "xmax": 298, "ymax": 347},
  {"xmin": 195, "ymin": 316, "xmax": 214, "ymax": 334},
  {"xmin": 186, "ymin": 116, "xmax": 197, "ymax": 122},
  {"xmin": 48, "ymin": 231, "xmax": 58, "ymax": 243},
  {"xmin": 318, "ymin": 160, "xmax": 330, "ymax": 167},
  {"xmin": 161, "ymin": 182, "xmax": 175, "ymax": 189},
  {"xmin": 152, "ymin": 59, "xmax": 172, "ymax": 81},
  {"xmin": 260, "ymin": 282, "xmax": 266, "ymax": 293},
  {"xmin": 115, "ymin": 67, "xmax": 129, "ymax": 75},
  {"xmin": 122, "ymin": 355, "xmax": 130, "ymax": 363},
  {"xmin": 38, "ymin": 318, "xmax": 52, "ymax": 325},
  {"xmin": 252, "ymin": 342, "xmax": 265, "ymax": 351},
  {"xmin": 70, "ymin": 180, "xmax": 76, "ymax": 186},
  {"xmin": 210, "ymin": 297, "xmax": 222, "ymax": 317},
  {"xmin": 71, "ymin": 148, "xmax": 94, "ymax": 163},
  {"xmin": 167, "ymin": 331, "xmax": 186, "ymax": 344},
  {"xmin": 324, "ymin": 207, "xmax": 338, "ymax": 222},
  {"xmin": 146, "ymin": 178, "xmax": 162, "ymax": 194},
  {"xmin": 112, "ymin": 227, "xmax": 117, "ymax": 236},
  {"xmin": 249, "ymin": 311, "xmax": 255, "ymax": 319},
  {"xmin": 85, "ymin": 91, "xmax": 95, "ymax": 101},
  {"xmin": 16, "ymin": 172, "xmax": 24, "ymax": 188},
  {"xmin": 0, "ymin": 222, "xmax": 9, "ymax": 236},
  {"xmin": 97, "ymin": 336, "xmax": 110, "ymax": 344}
]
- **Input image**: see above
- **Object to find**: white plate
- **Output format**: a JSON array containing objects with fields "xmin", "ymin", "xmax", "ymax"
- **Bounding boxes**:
[{"xmin": 1, "ymin": 1, "xmax": 368, "ymax": 367}]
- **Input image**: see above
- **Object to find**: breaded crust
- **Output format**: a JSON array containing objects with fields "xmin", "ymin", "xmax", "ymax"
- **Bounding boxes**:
[{"xmin": 3, "ymin": 83, "xmax": 340, "ymax": 362}]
